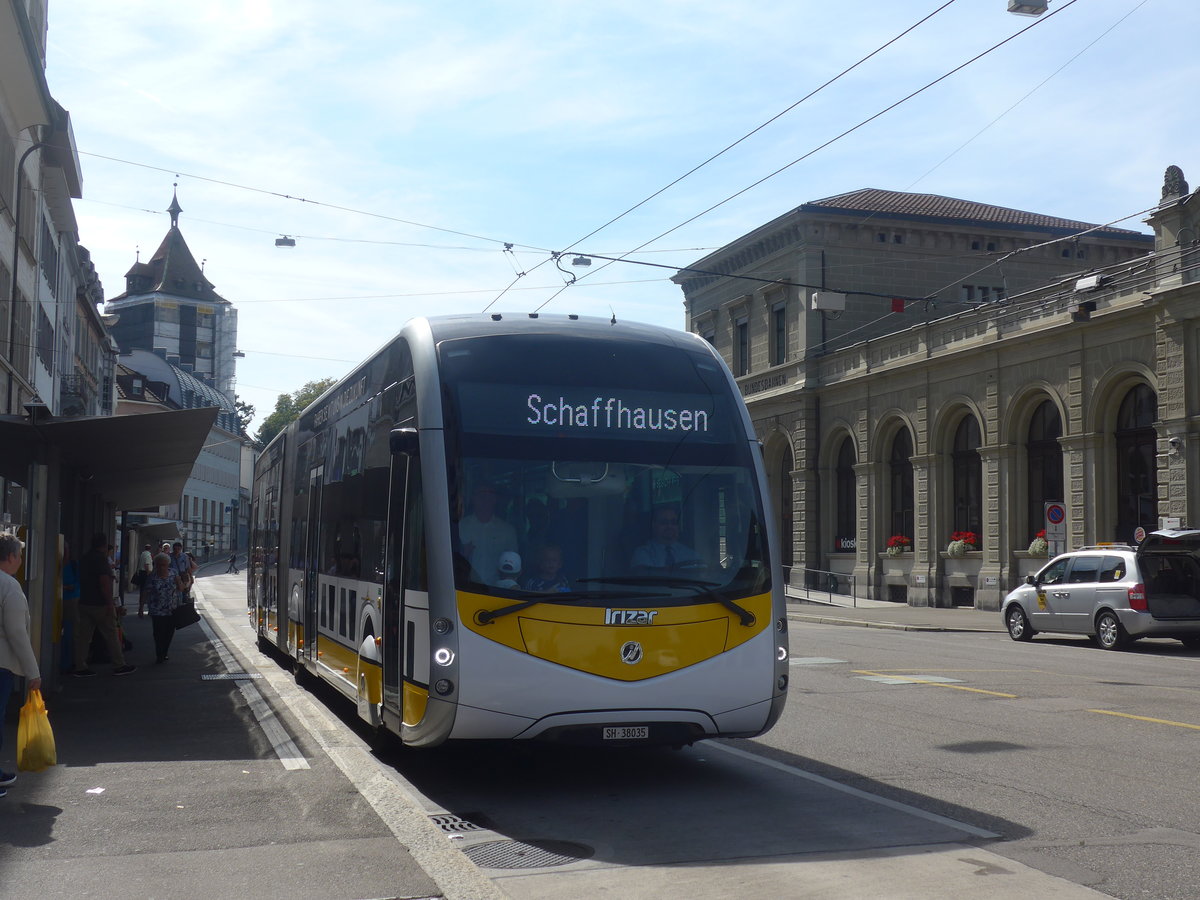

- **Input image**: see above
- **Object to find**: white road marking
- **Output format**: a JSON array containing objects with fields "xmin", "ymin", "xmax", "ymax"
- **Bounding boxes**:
[
  {"xmin": 789, "ymin": 656, "xmax": 847, "ymax": 666},
  {"xmin": 857, "ymin": 674, "xmax": 965, "ymax": 685},
  {"xmin": 198, "ymin": 605, "xmax": 310, "ymax": 770}
]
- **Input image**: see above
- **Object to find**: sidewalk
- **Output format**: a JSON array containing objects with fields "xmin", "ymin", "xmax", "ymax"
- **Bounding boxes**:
[
  {"xmin": 786, "ymin": 587, "xmax": 1006, "ymax": 633},
  {"xmin": 0, "ymin": 574, "xmax": 485, "ymax": 900}
]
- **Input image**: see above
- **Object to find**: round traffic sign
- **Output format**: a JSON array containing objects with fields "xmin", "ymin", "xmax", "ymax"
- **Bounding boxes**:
[
  {"xmin": 1046, "ymin": 503, "xmax": 1066, "ymax": 525},
  {"xmin": 1134, "ymin": 526, "xmax": 1146, "ymax": 543}
]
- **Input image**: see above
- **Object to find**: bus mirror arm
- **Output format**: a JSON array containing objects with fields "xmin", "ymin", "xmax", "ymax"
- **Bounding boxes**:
[{"xmin": 390, "ymin": 427, "xmax": 420, "ymax": 456}]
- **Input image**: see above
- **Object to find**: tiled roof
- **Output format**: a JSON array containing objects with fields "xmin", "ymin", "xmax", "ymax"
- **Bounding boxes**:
[
  {"xmin": 801, "ymin": 189, "xmax": 1151, "ymax": 239},
  {"xmin": 111, "ymin": 194, "xmax": 230, "ymax": 304}
]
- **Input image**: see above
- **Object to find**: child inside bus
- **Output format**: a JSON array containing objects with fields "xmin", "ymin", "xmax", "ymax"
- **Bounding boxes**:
[
  {"xmin": 523, "ymin": 544, "xmax": 570, "ymax": 593},
  {"xmin": 496, "ymin": 551, "xmax": 522, "ymax": 589}
]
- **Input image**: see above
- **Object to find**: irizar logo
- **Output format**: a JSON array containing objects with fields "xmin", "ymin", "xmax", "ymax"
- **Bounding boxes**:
[
  {"xmin": 605, "ymin": 608, "xmax": 659, "ymax": 625},
  {"xmin": 620, "ymin": 641, "xmax": 644, "ymax": 665}
]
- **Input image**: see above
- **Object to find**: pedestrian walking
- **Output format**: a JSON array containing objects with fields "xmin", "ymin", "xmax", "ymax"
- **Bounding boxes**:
[
  {"xmin": 144, "ymin": 553, "xmax": 184, "ymax": 663},
  {"xmin": 226, "ymin": 552, "xmax": 239, "ymax": 575},
  {"xmin": 72, "ymin": 532, "xmax": 136, "ymax": 677},
  {"xmin": 169, "ymin": 542, "xmax": 197, "ymax": 600},
  {"xmin": 136, "ymin": 543, "xmax": 153, "ymax": 617},
  {"xmin": 0, "ymin": 533, "xmax": 42, "ymax": 798}
]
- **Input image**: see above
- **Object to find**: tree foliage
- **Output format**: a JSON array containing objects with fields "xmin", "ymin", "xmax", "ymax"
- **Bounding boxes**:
[
  {"xmin": 254, "ymin": 377, "xmax": 336, "ymax": 445},
  {"xmin": 234, "ymin": 397, "xmax": 255, "ymax": 435}
]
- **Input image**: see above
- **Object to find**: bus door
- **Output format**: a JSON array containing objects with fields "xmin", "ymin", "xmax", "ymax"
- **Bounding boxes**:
[
  {"xmin": 382, "ymin": 454, "xmax": 409, "ymax": 715},
  {"xmin": 301, "ymin": 464, "xmax": 324, "ymax": 663},
  {"xmin": 382, "ymin": 433, "xmax": 425, "ymax": 722}
]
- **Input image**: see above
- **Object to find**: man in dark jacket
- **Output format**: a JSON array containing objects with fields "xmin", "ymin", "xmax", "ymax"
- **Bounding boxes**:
[{"xmin": 72, "ymin": 532, "xmax": 136, "ymax": 677}]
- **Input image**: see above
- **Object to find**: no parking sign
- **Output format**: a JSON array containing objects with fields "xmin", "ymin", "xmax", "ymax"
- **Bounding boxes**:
[{"xmin": 1044, "ymin": 502, "xmax": 1067, "ymax": 555}]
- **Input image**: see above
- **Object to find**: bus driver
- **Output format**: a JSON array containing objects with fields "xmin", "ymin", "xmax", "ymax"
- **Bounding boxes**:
[{"xmin": 631, "ymin": 506, "xmax": 699, "ymax": 572}]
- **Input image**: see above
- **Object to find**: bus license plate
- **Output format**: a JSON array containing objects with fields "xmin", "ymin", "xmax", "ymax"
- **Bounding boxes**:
[{"xmin": 603, "ymin": 726, "xmax": 648, "ymax": 741}]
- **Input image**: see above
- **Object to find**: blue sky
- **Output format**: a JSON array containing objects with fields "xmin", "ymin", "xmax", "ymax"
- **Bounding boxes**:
[{"xmin": 45, "ymin": 0, "xmax": 1192, "ymax": 431}]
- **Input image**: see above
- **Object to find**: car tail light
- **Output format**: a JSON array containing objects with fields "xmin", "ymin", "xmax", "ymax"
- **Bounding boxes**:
[{"xmin": 1128, "ymin": 583, "xmax": 1148, "ymax": 611}]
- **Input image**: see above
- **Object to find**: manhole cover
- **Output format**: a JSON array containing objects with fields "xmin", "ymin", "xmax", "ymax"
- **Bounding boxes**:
[{"xmin": 463, "ymin": 839, "xmax": 593, "ymax": 870}]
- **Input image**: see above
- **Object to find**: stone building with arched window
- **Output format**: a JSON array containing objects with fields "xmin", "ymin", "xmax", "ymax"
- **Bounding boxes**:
[{"xmin": 676, "ymin": 169, "xmax": 1199, "ymax": 609}]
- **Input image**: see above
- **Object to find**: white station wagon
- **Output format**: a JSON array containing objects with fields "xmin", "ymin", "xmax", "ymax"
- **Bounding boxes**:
[{"xmin": 1001, "ymin": 530, "xmax": 1200, "ymax": 650}]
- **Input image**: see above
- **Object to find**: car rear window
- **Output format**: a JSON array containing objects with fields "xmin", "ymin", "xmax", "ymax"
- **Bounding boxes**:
[
  {"xmin": 1067, "ymin": 556, "xmax": 1103, "ymax": 584},
  {"xmin": 1098, "ymin": 556, "xmax": 1126, "ymax": 583}
]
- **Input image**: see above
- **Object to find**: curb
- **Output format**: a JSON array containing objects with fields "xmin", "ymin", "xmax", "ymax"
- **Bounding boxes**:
[{"xmin": 786, "ymin": 606, "xmax": 1004, "ymax": 634}]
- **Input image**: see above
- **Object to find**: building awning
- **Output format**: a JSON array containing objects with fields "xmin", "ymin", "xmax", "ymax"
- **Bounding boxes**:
[
  {"xmin": 0, "ymin": 407, "xmax": 219, "ymax": 510},
  {"xmin": 132, "ymin": 521, "xmax": 182, "ymax": 546}
]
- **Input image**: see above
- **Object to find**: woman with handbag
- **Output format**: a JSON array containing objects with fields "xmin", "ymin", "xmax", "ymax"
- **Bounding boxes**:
[
  {"xmin": 0, "ymin": 534, "xmax": 41, "ymax": 797},
  {"xmin": 144, "ymin": 553, "xmax": 184, "ymax": 664}
]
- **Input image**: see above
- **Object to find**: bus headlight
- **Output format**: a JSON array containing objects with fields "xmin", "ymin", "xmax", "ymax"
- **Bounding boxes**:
[
  {"xmin": 777, "ymin": 646, "xmax": 788, "ymax": 661},
  {"xmin": 433, "ymin": 648, "xmax": 455, "ymax": 666},
  {"xmin": 775, "ymin": 617, "xmax": 787, "ymax": 633},
  {"xmin": 434, "ymin": 679, "xmax": 454, "ymax": 696},
  {"xmin": 777, "ymin": 674, "xmax": 788, "ymax": 691},
  {"xmin": 432, "ymin": 617, "xmax": 453, "ymax": 635}
]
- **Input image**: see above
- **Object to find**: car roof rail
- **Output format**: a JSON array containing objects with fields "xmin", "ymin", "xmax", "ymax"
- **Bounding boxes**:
[{"xmin": 1075, "ymin": 543, "xmax": 1135, "ymax": 552}]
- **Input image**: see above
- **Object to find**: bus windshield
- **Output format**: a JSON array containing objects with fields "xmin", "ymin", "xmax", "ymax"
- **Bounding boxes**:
[{"xmin": 440, "ymin": 332, "xmax": 770, "ymax": 601}]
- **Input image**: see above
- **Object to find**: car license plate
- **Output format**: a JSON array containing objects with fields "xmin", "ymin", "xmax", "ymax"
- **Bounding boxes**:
[{"xmin": 603, "ymin": 726, "xmax": 649, "ymax": 741}]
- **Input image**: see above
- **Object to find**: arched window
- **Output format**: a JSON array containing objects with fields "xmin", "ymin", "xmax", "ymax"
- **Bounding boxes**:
[
  {"xmin": 1026, "ymin": 400, "xmax": 1063, "ymax": 539},
  {"xmin": 778, "ymin": 447, "xmax": 794, "ymax": 569},
  {"xmin": 1115, "ymin": 383, "xmax": 1157, "ymax": 542},
  {"xmin": 835, "ymin": 437, "xmax": 856, "ymax": 551},
  {"xmin": 952, "ymin": 416, "xmax": 982, "ymax": 535},
  {"xmin": 889, "ymin": 429, "xmax": 914, "ymax": 540}
]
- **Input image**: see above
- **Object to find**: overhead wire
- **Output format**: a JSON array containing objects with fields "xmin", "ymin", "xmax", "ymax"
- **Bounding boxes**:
[
  {"xmin": 555, "ymin": 0, "xmax": 963, "ymax": 256},
  {"xmin": 904, "ymin": 0, "xmax": 1153, "ymax": 190},
  {"xmin": 76, "ymin": 149, "xmax": 545, "ymax": 252},
  {"xmin": 481, "ymin": 0, "xmax": 964, "ymax": 311},
  {"xmin": 539, "ymin": 0, "xmax": 1081, "ymax": 312}
]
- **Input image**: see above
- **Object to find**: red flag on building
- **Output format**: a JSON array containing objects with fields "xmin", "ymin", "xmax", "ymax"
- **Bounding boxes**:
[{"xmin": 891, "ymin": 297, "xmax": 905, "ymax": 313}]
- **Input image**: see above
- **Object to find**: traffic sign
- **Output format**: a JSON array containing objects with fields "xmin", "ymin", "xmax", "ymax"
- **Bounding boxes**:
[{"xmin": 1044, "ymin": 502, "xmax": 1067, "ymax": 556}]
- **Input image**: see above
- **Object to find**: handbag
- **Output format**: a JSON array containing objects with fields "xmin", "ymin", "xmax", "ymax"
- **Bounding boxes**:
[
  {"xmin": 173, "ymin": 600, "xmax": 201, "ymax": 629},
  {"xmin": 17, "ymin": 689, "xmax": 57, "ymax": 772}
]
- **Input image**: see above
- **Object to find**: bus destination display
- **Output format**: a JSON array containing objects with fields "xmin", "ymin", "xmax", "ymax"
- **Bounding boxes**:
[{"xmin": 456, "ymin": 383, "xmax": 734, "ymax": 442}]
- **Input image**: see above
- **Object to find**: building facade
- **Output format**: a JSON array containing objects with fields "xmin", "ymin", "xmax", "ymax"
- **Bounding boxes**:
[
  {"xmin": 676, "ymin": 177, "xmax": 1197, "ymax": 609},
  {"xmin": 1, "ymin": 0, "xmax": 220, "ymax": 686}
]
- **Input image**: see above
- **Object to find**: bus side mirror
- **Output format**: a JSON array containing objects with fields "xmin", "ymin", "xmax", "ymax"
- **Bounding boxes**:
[{"xmin": 390, "ymin": 427, "xmax": 419, "ymax": 456}]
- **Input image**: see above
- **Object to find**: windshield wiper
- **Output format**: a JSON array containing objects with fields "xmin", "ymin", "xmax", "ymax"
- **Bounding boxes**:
[
  {"xmin": 475, "ymin": 589, "xmax": 668, "ymax": 625},
  {"xmin": 577, "ymin": 576, "xmax": 756, "ymax": 627}
]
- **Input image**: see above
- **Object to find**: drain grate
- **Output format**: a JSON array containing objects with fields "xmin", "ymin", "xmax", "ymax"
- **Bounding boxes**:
[
  {"xmin": 429, "ymin": 814, "xmax": 486, "ymax": 834},
  {"xmin": 201, "ymin": 673, "xmax": 262, "ymax": 680},
  {"xmin": 462, "ymin": 839, "xmax": 593, "ymax": 870}
]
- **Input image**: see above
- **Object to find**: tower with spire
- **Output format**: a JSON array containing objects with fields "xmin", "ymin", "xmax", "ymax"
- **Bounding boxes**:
[{"xmin": 104, "ymin": 188, "xmax": 238, "ymax": 406}]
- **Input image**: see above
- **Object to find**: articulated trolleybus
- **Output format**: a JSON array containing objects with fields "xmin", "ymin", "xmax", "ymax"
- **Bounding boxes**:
[{"xmin": 249, "ymin": 314, "xmax": 788, "ymax": 748}]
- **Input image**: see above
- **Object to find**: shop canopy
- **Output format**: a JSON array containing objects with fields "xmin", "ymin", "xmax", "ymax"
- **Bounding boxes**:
[{"xmin": 0, "ymin": 406, "xmax": 219, "ymax": 511}]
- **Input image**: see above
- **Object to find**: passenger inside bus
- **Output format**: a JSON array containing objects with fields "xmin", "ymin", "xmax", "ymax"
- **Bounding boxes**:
[
  {"xmin": 523, "ymin": 544, "xmax": 570, "ymax": 593},
  {"xmin": 458, "ymin": 483, "xmax": 518, "ymax": 586}
]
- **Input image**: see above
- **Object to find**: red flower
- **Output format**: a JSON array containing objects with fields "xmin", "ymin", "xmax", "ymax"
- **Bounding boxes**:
[
  {"xmin": 887, "ymin": 535, "xmax": 912, "ymax": 549},
  {"xmin": 1035, "ymin": 530, "xmax": 1046, "ymax": 540},
  {"xmin": 950, "ymin": 531, "xmax": 979, "ymax": 547}
]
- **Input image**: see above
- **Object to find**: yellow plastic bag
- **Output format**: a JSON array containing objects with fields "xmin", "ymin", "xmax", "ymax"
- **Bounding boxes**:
[{"xmin": 17, "ymin": 688, "xmax": 57, "ymax": 772}]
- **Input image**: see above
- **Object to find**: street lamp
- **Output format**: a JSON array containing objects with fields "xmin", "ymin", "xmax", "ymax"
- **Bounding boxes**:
[{"xmin": 7, "ymin": 140, "xmax": 45, "ymax": 414}]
